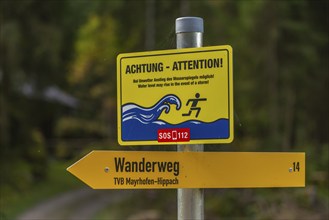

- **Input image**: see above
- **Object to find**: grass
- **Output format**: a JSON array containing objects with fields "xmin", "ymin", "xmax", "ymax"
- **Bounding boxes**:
[
  {"xmin": 94, "ymin": 189, "xmax": 177, "ymax": 219},
  {"xmin": 1, "ymin": 159, "xmax": 82, "ymax": 220}
]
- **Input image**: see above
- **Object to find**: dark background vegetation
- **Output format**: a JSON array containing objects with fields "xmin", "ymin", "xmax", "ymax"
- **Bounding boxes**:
[{"xmin": 1, "ymin": 0, "xmax": 328, "ymax": 219}]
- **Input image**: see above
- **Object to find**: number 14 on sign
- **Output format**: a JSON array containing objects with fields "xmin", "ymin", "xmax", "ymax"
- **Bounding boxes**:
[{"xmin": 290, "ymin": 162, "xmax": 300, "ymax": 172}]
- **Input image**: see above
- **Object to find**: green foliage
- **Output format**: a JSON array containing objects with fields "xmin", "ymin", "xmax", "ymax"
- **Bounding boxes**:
[
  {"xmin": 55, "ymin": 117, "xmax": 108, "ymax": 138},
  {"xmin": 24, "ymin": 129, "xmax": 48, "ymax": 180},
  {"xmin": 69, "ymin": 14, "xmax": 117, "ymax": 85},
  {"xmin": 0, "ymin": 0, "xmax": 328, "ymax": 218}
]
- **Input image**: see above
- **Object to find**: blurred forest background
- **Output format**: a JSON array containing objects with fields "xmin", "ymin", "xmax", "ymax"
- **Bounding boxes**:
[{"xmin": 0, "ymin": 0, "xmax": 328, "ymax": 219}]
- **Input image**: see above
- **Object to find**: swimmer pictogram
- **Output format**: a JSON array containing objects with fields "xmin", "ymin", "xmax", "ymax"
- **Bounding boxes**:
[{"xmin": 182, "ymin": 93, "xmax": 207, "ymax": 118}]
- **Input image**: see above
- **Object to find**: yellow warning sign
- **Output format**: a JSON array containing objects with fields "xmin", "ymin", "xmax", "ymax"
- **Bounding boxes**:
[
  {"xmin": 117, "ymin": 45, "xmax": 233, "ymax": 145},
  {"xmin": 67, "ymin": 151, "xmax": 305, "ymax": 189}
]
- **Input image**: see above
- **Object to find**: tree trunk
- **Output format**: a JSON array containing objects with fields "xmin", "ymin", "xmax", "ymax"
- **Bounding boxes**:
[{"xmin": 145, "ymin": 0, "xmax": 155, "ymax": 50}]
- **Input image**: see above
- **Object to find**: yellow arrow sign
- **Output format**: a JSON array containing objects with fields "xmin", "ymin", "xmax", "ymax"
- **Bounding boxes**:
[{"xmin": 67, "ymin": 151, "xmax": 305, "ymax": 189}]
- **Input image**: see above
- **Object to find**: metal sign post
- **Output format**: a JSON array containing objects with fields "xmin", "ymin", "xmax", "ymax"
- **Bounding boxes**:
[{"xmin": 176, "ymin": 17, "xmax": 204, "ymax": 220}]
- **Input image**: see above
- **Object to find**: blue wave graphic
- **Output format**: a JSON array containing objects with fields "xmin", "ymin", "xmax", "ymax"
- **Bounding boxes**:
[
  {"xmin": 122, "ymin": 94, "xmax": 181, "ymax": 125},
  {"xmin": 121, "ymin": 94, "xmax": 230, "ymax": 141}
]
